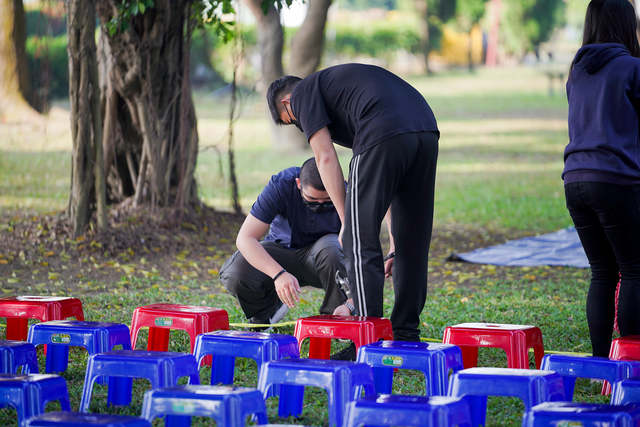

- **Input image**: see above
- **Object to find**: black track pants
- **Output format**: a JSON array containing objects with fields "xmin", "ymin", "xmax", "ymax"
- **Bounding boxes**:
[{"xmin": 343, "ymin": 131, "xmax": 439, "ymax": 341}]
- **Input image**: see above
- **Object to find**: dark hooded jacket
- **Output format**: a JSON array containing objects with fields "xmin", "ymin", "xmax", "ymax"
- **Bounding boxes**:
[{"xmin": 563, "ymin": 43, "xmax": 640, "ymax": 184}]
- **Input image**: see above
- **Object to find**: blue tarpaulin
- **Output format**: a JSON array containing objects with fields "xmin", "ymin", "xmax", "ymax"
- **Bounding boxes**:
[{"xmin": 449, "ymin": 227, "xmax": 589, "ymax": 268}]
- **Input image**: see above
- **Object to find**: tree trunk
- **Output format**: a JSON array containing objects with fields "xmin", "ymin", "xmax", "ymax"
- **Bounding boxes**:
[
  {"xmin": 289, "ymin": 0, "xmax": 332, "ymax": 77},
  {"xmin": 67, "ymin": 0, "xmax": 106, "ymax": 236},
  {"xmin": 0, "ymin": 0, "xmax": 37, "ymax": 120},
  {"xmin": 95, "ymin": 0, "xmax": 199, "ymax": 210},
  {"xmin": 243, "ymin": 0, "xmax": 284, "ymax": 89},
  {"xmin": 415, "ymin": 0, "xmax": 431, "ymax": 74}
]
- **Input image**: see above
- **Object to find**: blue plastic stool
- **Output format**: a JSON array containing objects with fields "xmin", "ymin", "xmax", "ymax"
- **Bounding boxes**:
[
  {"xmin": 257, "ymin": 358, "xmax": 376, "ymax": 427},
  {"xmin": 27, "ymin": 321, "xmax": 131, "ymax": 377},
  {"xmin": 0, "ymin": 374, "xmax": 70, "ymax": 426},
  {"xmin": 356, "ymin": 341, "xmax": 463, "ymax": 396},
  {"xmin": 523, "ymin": 401, "xmax": 640, "ymax": 426},
  {"xmin": 0, "ymin": 340, "xmax": 38, "ymax": 374},
  {"xmin": 542, "ymin": 353, "xmax": 640, "ymax": 399},
  {"xmin": 448, "ymin": 367, "xmax": 566, "ymax": 426},
  {"xmin": 79, "ymin": 350, "xmax": 200, "ymax": 412},
  {"xmin": 612, "ymin": 379, "xmax": 640, "ymax": 405},
  {"xmin": 142, "ymin": 385, "xmax": 268, "ymax": 427},
  {"xmin": 541, "ymin": 354, "xmax": 640, "ymax": 400},
  {"xmin": 343, "ymin": 394, "xmax": 473, "ymax": 427},
  {"xmin": 26, "ymin": 412, "xmax": 151, "ymax": 426},
  {"xmin": 193, "ymin": 330, "xmax": 299, "ymax": 388}
]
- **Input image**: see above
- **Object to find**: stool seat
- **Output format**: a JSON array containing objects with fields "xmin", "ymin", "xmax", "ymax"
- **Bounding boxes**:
[
  {"xmin": 541, "ymin": 354, "xmax": 640, "ymax": 400},
  {"xmin": 26, "ymin": 412, "xmax": 151, "ymax": 426},
  {"xmin": 442, "ymin": 322, "xmax": 544, "ymax": 369},
  {"xmin": 0, "ymin": 374, "xmax": 71, "ymax": 426},
  {"xmin": 523, "ymin": 401, "xmax": 640, "ymax": 426},
  {"xmin": 27, "ymin": 321, "xmax": 131, "ymax": 375},
  {"xmin": 344, "ymin": 394, "xmax": 473, "ymax": 427},
  {"xmin": 130, "ymin": 304, "xmax": 228, "ymax": 358},
  {"xmin": 79, "ymin": 350, "xmax": 200, "ymax": 412},
  {"xmin": 142, "ymin": 385, "xmax": 268, "ymax": 426},
  {"xmin": 0, "ymin": 296, "xmax": 84, "ymax": 341},
  {"xmin": 294, "ymin": 315, "xmax": 393, "ymax": 359},
  {"xmin": 0, "ymin": 340, "xmax": 38, "ymax": 374},
  {"xmin": 257, "ymin": 358, "xmax": 376, "ymax": 427},
  {"xmin": 356, "ymin": 341, "xmax": 463, "ymax": 396},
  {"xmin": 193, "ymin": 330, "xmax": 299, "ymax": 387},
  {"xmin": 448, "ymin": 367, "xmax": 566, "ymax": 426}
]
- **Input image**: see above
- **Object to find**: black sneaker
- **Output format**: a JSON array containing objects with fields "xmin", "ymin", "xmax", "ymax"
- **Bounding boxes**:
[
  {"xmin": 330, "ymin": 342, "xmax": 356, "ymax": 361},
  {"xmin": 248, "ymin": 302, "xmax": 289, "ymax": 331}
]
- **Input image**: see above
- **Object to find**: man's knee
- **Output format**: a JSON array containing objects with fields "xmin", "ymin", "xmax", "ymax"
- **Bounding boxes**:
[{"xmin": 219, "ymin": 251, "xmax": 248, "ymax": 295}]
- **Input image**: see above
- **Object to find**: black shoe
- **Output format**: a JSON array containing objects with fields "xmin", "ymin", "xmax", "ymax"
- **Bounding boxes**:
[{"xmin": 330, "ymin": 342, "xmax": 356, "ymax": 361}]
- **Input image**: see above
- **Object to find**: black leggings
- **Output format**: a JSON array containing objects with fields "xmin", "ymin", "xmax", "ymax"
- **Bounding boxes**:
[{"xmin": 565, "ymin": 181, "xmax": 640, "ymax": 357}]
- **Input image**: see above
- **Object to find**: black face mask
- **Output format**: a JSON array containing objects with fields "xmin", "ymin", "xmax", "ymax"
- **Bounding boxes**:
[{"xmin": 302, "ymin": 198, "xmax": 334, "ymax": 213}]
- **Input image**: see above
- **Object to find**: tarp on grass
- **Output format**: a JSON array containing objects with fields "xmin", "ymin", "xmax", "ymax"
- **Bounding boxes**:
[{"xmin": 449, "ymin": 227, "xmax": 589, "ymax": 268}]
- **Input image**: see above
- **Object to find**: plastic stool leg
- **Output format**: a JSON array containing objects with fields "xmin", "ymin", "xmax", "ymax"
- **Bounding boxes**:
[
  {"xmin": 166, "ymin": 415, "xmax": 191, "ymax": 427},
  {"xmin": 107, "ymin": 376, "xmax": 133, "ymax": 406},
  {"xmin": 6, "ymin": 318, "xmax": 28, "ymax": 340},
  {"xmin": 467, "ymin": 395, "xmax": 488, "ymax": 426},
  {"xmin": 211, "ymin": 355, "xmax": 235, "ymax": 384},
  {"xmin": 308, "ymin": 337, "xmax": 331, "ymax": 359},
  {"xmin": 278, "ymin": 385, "xmax": 304, "ymax": 418},
  {"xmin": 372, "ymin": 366, "xmax": 394, "ymax": 394},
  {"xmin": 147, "ymin": 327, "xmax": 170, "ymax": 351},
  {"xmin": 45, "ymin": 343, "xmax": 69, "ymax": 373},
  {"xmin": 460, "ymin": 346, "xmax": 479, "ymax": 368}
]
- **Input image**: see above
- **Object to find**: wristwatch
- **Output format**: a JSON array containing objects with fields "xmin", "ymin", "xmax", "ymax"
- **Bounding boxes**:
[{"xmin": 344, "ymin": 300, "xmax": 356, "ymax": 315}]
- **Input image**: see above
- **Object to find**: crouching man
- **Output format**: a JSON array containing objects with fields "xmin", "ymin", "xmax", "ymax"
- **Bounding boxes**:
[{"xmin": 219, "ymin": 158, "xmax": 355, "ymax": 326}]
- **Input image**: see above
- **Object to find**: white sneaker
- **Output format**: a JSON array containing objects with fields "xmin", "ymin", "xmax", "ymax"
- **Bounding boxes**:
[{"xmin": 269, "ymin": 303, "xmax": 289, "ymax": 324}]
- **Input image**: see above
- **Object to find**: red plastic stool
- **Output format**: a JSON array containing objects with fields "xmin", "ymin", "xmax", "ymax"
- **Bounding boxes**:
[
  {"xmin": 130, "ymin": 304, "xmax": 229, "ymax": 359},
  {"xmin": 442, "ymin": 322, "xmax": 544, "ymax": 369},
  {"xmin": 0, "ymin": 296, "xmax": 84, "ymax": 341},
  {"xmin": 294, "ymin": 314, "xmax": 393, "ymax": 359},
  {"xmin": 602, "ymin": 335, "xmax": 640, "ymax": 395}
]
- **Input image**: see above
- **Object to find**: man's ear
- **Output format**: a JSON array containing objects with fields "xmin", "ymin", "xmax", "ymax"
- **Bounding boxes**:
[{"xmin": 295, "ymin": 177, "xmax": 301, "ymax": 190}]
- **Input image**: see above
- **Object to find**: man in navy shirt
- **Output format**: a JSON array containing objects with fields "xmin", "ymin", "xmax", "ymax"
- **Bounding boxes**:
[
  {"xmin": 266, "ymin": 63, "xmax": 439, "ymax": 342},
  {"xmin": 219, "ymin": 158, "xmax": 353, "ymax": 325}
]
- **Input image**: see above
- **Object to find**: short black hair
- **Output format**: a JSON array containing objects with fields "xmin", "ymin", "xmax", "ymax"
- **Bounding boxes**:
[
  {"xmin": 266, "ymin": 75, "xmax": 302, "ymax": 124},
  {"xmin": 299, "ymin": 157, "xmax": 325, "ymax": 191}
]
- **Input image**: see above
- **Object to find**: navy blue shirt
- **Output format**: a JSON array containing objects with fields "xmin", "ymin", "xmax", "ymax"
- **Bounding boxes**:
[
  {"xmin": 291, "ymin": 63, "xmax": 439, "ymax": 155},
  {"xmin": 250, "ymin": 167, "xmax": 341, "ymax": 249},
  {"xmin": 564, "ymin": 43, "xmax": 640, "ymax": 185}
]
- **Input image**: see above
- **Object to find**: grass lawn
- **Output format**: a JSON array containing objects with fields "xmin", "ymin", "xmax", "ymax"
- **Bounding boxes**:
[{"xmin": 0, "ymin": 65, "xmax": 606, "ymax": 426}]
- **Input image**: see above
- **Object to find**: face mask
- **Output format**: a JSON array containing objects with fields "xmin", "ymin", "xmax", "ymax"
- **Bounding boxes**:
[{"xmin": 302, "ymin": 199, "xmax": 334, "ymax": 213}]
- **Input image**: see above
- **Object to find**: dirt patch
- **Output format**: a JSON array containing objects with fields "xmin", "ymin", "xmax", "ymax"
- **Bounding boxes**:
[{"xmin": 0, "ymin": 206, "xmax": 580, "ymax": 295}]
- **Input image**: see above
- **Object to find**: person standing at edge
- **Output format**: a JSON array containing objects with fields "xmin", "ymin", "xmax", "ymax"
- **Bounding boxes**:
[
  {"xmin": 563, "ymin": 0, "xmax": 640, "ymax": 357},
  {"xmin": 266, "ymin": 63, "xmax": 439, "ymax": 343}
]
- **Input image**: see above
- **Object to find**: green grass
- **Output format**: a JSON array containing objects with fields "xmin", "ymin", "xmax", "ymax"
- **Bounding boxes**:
[{"xmin": 0, "ymin": 65, "xmax": 603, "ymax": 426}]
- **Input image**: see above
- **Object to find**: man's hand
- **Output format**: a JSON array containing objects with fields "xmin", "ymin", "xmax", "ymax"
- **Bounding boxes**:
[
  {"xmin": 384, "ymin": 253, "xmax": 394, "ymax": 278},
  {"xmin": 332, "ymin": 298, "xmax": 354, "ymax": 316},
  {"xmin": 274, "ymin": 272, "xmax": 301, "ymax": 308}
]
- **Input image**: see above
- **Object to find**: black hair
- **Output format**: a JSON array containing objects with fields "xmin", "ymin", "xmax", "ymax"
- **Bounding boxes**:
[
  {"xmin": 299, "ymin": 157, "xmax": 325, "ymax": 191},
  {"xmin": 266, "ymin": 75, "xmax": 302, "ymax": 125},
  {"xmin": 582, "ymin": 0, "xmax": 640, "ymax": 57}
]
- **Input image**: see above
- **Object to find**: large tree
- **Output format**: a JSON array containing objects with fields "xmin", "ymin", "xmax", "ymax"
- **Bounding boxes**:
[
  {"xmin": 0, "ymin": 0, "xmax": 36, "ymax": 120},
  {"xmin": 95, "ymin": 0, "xmax": 202, "ymax": 211},
  {"xmin": 67, "ymin": 0, "xmax": 106, "ymax": 236},
  {"xmin": 244, "ymin": 0, "xmax": 332, "ymax": 149},
  {"xmin": 415, "ymin": 0, "xmax": 457, "ymax": 74},
  {"xmin": 501, "ymin": 0, "xmax": 566, "ymax": 57}
]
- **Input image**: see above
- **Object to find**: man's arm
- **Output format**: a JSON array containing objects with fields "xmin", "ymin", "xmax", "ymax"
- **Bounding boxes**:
[
  {"xmin": 309, "ymin": 127, "xmax": 346, "ymax": 223},
  {"xmin": 236, "ymin": 214, "xmax": 301, "ymax": 308},
  {"xmin": 384, "ymin": 208, "xmax": 395, "ymax": 278}
]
